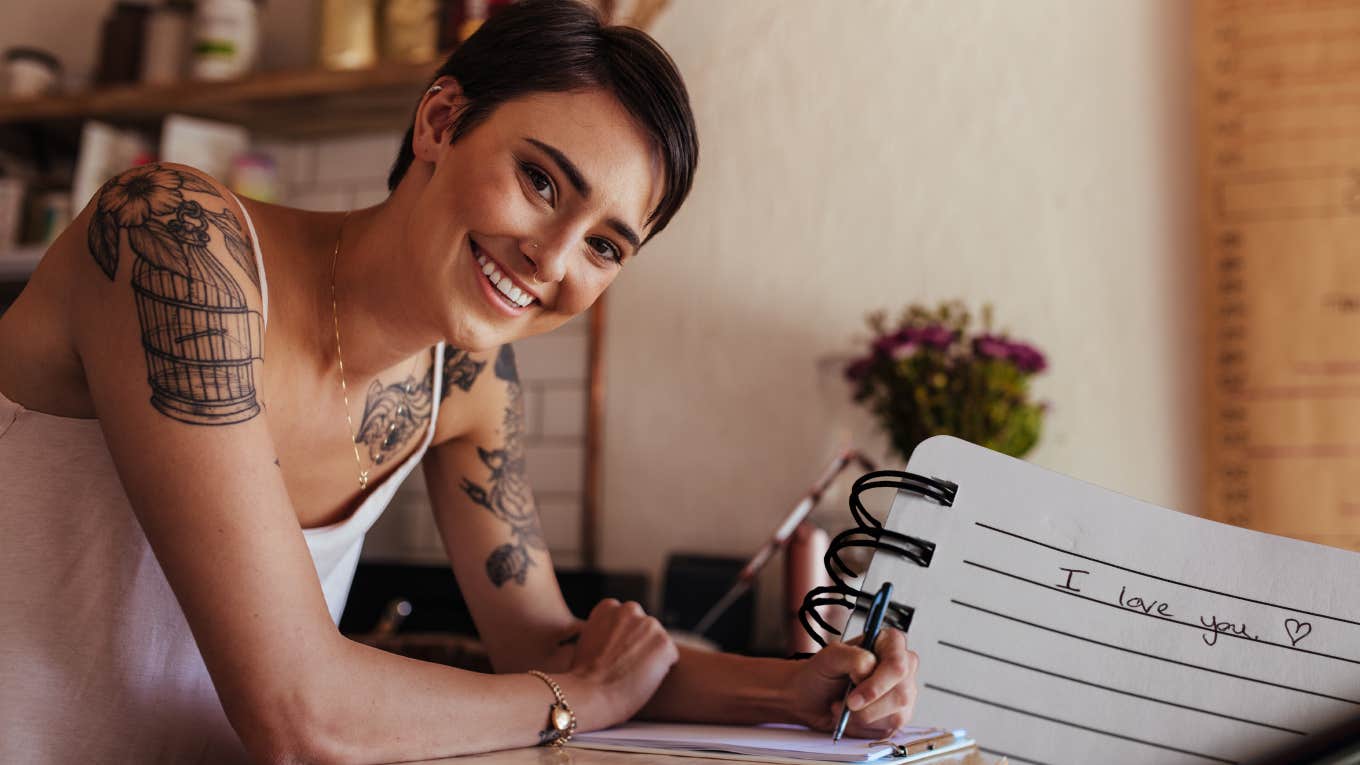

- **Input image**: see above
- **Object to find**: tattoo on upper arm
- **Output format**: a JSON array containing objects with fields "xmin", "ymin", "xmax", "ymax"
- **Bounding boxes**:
[
  {"xmin": 87, "ymin": 164, "xmax": 264, "ymax": 425},
  {"xmin": 440, "ymin": 346, "xmax": 487, "ymax": 398},
  {"xmin": 355, "ymin": 365, "xmax": 434, "ymax": 464},
  {"xmin": 459, "ymin": 345, "xmax": 546, "ymax": 587}
]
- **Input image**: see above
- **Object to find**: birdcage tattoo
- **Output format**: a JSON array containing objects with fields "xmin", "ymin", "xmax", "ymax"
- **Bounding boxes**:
[{"xmin": 131, "ymin": 242, "xmax": 263, "ymax": 426}]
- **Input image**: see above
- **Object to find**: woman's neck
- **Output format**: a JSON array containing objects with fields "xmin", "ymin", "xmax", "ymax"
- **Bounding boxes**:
[{"xmin": 283, "ymin": 188, "xmax": 442, "ymax": 382}]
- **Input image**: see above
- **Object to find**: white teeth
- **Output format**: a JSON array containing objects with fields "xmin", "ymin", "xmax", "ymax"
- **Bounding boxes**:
[{"xmin": 477, "ymin": 253, "xmax": 536, "ymax": 308}]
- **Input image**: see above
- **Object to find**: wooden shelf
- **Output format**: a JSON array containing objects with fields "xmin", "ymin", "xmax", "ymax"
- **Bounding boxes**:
[
  {"xmin": 0, "ymin": 56, "xmax": 446, "ymax": 140},
  {"xmin": 0, "ymin": 244, "xmax": 47, "ymax": 282}
]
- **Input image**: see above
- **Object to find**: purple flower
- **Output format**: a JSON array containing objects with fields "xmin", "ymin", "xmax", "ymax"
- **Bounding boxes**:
[
  {"xmin": 972, "ymin": 334, "xmax": 1010, "ymax": 360},
  {"xmin": 917, "ymin": 324, "xmax": 956, "ymax": 350},
  {"xmin": 873, "ymin": 328, "xmax": 920, "ymax": 357},
  {"xmin": 844, "ymin": 357, "xmax": 874, "ymax": 382},
  {"xmin": 1007, "ymin": 342, "xmax": 1047, "ymax": 374},
  {"xmin": 972, "ymin": 334, "xmax": 1047, "ymax": 374}
]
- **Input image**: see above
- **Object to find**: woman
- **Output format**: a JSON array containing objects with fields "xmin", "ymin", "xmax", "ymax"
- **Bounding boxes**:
[{"xmin": 0, "ymin": 2, "xmax": 919, "ymax": 762}]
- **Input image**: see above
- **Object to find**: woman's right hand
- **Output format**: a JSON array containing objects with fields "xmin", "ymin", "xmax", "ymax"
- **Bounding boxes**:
[{"xmin": 565, "ymin": 598, "xmax": 679, "ymax": 729}]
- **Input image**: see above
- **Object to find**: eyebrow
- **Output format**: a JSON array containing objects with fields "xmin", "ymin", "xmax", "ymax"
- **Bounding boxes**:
[{"xmin": 525, "ymin": 137, "xmax": 643, "ymax": 253}]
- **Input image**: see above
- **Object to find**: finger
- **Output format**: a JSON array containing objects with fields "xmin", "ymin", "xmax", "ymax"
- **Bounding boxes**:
[
  {"xmin": 589, "ymin": 597, "xmax": 621, "ymax": 622},
  {"xmin": 817, "ymin": 642, "xmax": 878, "ymax": 685},
  {"xmin": 846, "ymin": 630, "xmax": 909, "ymax": 711},
  {"xmin": 853, "ymin": 681, "xmax": 912, "ymax": 729}
]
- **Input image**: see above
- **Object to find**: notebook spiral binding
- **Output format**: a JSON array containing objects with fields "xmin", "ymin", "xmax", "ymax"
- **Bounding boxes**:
[{"xmin": 796, "ymin": 470, "xmax": 957, "ymax": 652}]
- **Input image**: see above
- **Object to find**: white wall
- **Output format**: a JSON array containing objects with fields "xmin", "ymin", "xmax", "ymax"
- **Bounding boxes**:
[{"xmin": 602, "ymin": 0, "xmax": 1200, "ymax": 650}]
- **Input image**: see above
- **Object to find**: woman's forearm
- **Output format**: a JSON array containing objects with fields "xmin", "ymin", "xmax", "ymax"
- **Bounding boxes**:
[
  {"xmin": 288, "ymin": 634, "xmax": 581, "ymax": 764},
  {"xmin": 637, "ymin": 646, "xmax": 799, "ymax": 725}
]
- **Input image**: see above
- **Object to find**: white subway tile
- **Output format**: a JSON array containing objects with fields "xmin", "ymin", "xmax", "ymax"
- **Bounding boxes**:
[
  {"xmin": 314, "ymin": 132, "xmax": 404, "ymax": 185},
  {"xmin": 541, "ymin": 386, "xmax": 586, "ymax": 438},
  {"xmin": 520, "ymin": 383, "xmax": 541, "ymax": 439},
  {"xmin": 537, "ymin": 496, "xmax": 582, "ymax": 551},
  {"xmin": 252, "ymin": 140, "xmax": 314, "ymax": 187},
  {"xmin": 526, "ymin": 443, "xmax": 584, "ymax": 494},
  {"xmin": 514, "ymin": 332, "xmax": 589, "ymax": 382}
]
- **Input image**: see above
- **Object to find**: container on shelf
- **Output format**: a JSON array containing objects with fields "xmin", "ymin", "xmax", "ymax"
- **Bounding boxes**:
[
  {"xmin": 33, "ymin": 191, "xmax": 72, "ymax": 246},
  {"xmin": 3, "ymin": 48, "xmax": 62, "ymax": 99},
  {"xmin": 141, "ymin": 1, "xmax": 194, "ymax": 86},
  {"xmin": 318, "ymin": 0, "xmax": 380, "ymax": 71},
  {"xmin": 95, "ymin": 2, "xmax": 152, "ymax": 86},
  {"xmin": 381, "ymin": 0, "xmax": 440, "ymax": 64},
  {"xmin": 191, "ymin": 0, "xmax": 261, "ymax": 81},
  {"xmin": 227, "ymin": 152, "xmax": 279, "ymax": 203}
]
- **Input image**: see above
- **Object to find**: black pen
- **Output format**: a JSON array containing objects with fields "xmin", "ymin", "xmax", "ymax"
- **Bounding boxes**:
[{"xmin": 833, "ymin": 581, "xmax": 894, "ymax": 743}]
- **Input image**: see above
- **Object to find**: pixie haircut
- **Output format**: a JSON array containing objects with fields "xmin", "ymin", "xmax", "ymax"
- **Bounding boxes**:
[{"xmin": 386, "ymin": 0, "xmax": 699, "ymax": 244}]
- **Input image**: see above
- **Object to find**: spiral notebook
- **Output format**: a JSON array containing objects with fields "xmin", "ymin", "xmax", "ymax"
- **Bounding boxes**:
[
  {"xmin": 803, "ymin": 436, "xmax": 1360, "ymax": 765},
  {"xmin": 572, "ymin": 722, "xmax": 975, "ymax": 764}
]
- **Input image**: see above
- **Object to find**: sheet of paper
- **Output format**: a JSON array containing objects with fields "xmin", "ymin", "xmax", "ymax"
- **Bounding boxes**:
[
  {"xmin": 574, "ymin": 722, "xmax": 948, "ymax": 763},
  {"xmin": 849, "ymin": 436, "xmax": 1360, "ymax": 765}
]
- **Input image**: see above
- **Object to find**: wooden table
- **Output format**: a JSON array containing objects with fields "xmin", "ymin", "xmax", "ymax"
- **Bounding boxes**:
[{"xmin": 399, "ymin": 744, "xmax": 1004, "ymax": 765}]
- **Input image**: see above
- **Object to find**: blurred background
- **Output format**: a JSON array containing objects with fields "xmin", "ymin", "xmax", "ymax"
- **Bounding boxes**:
[{"xmin": 3, "ymin": 0, "xmax": 1353, "ymax": 660}]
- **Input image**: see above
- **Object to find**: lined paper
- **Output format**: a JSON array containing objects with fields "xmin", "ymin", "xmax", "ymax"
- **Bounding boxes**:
[{"xmin": 852, "ymin": 436, "xmax": 1360, "ymax": 765}]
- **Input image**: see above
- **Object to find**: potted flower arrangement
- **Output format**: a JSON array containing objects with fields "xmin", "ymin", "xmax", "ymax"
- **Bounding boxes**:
[{"xmin": 844, "ymin": 301, "xmax": 1048, "ymax": 462}]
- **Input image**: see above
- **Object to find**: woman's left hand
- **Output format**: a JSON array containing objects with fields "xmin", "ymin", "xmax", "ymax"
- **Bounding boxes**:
[{"xmin": 784, "ymin": 628, "xmax": 919, "ymax": 739}]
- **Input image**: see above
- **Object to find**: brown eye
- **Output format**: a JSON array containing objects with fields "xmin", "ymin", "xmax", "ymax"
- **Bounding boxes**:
[
  {"xmin": 589, "ymin": 237, "xmax": 622, "ymax": 265},
  {"xmin": 520, "ymin": 162, "xmax": 555, "ymax": 205}
]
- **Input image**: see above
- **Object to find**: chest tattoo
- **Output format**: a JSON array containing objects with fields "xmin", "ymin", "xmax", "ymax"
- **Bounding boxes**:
[{"xmin": 355, "ymin": 365, "xmax": 434, "ymax": 464}]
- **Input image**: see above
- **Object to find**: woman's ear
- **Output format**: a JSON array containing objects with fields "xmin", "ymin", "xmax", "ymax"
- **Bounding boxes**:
[{"xmin": 412, "ymin": 77, "xmax": 467, "ymax": 163}]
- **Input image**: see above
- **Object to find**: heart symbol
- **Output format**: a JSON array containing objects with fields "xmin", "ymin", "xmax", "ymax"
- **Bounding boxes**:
[{"xmin": 1285, "ymin": 618, "xmax": 1312, "ymax": 646}]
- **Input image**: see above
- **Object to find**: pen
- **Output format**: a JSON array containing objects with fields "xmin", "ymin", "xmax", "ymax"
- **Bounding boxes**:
[{"xmin": 833, "ymin": 581, "xmax": 894, "ymax": 743}]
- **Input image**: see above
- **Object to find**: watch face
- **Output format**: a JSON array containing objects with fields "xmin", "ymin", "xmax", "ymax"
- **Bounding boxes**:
[{"xmin": 551, "ymin": 703, "xmax": 572, "ymax": 732}]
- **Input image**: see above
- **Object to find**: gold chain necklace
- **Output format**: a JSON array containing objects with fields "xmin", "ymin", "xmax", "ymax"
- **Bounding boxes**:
[{"xmin": 329, "ymin": 210, "xmax": 369, "ymax": 491}]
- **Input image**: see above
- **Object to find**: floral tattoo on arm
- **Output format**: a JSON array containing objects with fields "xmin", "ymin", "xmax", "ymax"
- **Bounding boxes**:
[
  {"xmin": 460, "ymin": 345, "xmax": 547, "ymax": 587},
  {"xmin": 87, "ymin": 164, "xmax": 264, "ymax": 425}
]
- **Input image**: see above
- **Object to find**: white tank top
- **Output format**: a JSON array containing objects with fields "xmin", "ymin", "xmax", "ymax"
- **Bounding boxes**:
[{"xmin": 0, "ymin": 190, "xmax": 445, "ymax": 763}]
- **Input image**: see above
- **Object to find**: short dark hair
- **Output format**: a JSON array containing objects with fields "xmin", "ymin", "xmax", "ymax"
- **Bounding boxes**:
[{"xmin": 386, "ymin": 0, "xmax": 698, "ymax": 244}]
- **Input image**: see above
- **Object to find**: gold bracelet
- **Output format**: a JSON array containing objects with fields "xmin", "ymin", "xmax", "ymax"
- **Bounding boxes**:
[{"xmin": 527, "ymin": 670, "xmax": 577, "ymax": 747}]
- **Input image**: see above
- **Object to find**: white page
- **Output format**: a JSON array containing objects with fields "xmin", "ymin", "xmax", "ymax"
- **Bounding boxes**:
[
  {"xmin": 847, "ymin": 436, "xmax": 1360, "ymax": 765},
  {"xmin": 575, "ymin": 722, "xmax": 948, "ymax": 762}
]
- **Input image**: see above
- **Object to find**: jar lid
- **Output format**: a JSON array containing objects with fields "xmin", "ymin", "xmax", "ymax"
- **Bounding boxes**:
[{"xmin": 4, "ymin": 47, "xmax": 61, "ymax": 70}]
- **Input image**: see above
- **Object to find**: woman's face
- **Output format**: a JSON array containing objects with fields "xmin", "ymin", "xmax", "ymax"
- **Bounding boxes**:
[{"xmin": 407, "ymin": 83, "xmax": 664, "ymax": 352}]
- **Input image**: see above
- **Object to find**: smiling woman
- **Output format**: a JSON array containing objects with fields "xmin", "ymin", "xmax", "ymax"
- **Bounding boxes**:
[{"xmin": 0, "ymin": 1, "xmax": 921, "ymax": 763}]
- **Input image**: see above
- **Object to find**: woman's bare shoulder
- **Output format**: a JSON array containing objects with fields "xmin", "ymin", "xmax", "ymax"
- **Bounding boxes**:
[{"xmin": 0, "ymin": 162, "xmax": 265, "ymax": 417}]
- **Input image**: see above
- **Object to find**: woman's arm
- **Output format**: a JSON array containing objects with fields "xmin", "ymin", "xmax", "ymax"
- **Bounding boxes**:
[
  {"xmin": 423, "ymin": 344, "xmax": 581, "ymax": 673},
  {"xmin": 425, "ymin": 345, "xmax": 919, "ymax": 739},
  {"xmin": 66, "ymin": 163, "xmax": 647, "ymax": 765}
]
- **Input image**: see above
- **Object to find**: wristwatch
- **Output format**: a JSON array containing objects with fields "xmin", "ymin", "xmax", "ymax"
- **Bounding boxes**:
[{"xmin": 528, "ymin": 670, "xmax": 577, "ymax": 747}]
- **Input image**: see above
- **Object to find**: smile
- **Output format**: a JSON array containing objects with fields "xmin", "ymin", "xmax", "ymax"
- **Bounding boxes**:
[{"xmin": 473, "ymin": 242, "xmax": 538, "ymax": 309}]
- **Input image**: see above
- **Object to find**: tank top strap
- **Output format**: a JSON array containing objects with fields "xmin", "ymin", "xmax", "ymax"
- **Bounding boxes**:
[{"xmin": 223, "ymin": 188, "xmax": 269, "ymax": 328}]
